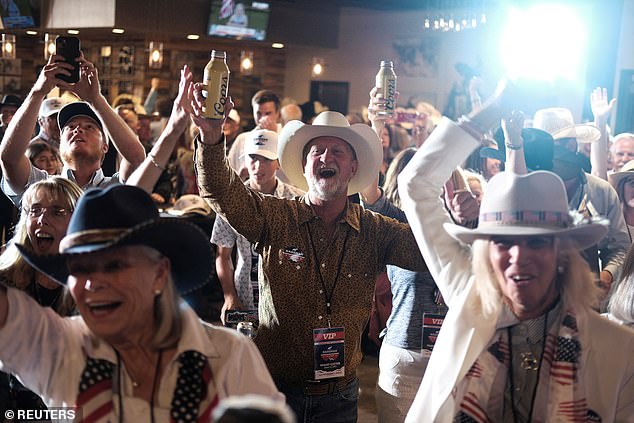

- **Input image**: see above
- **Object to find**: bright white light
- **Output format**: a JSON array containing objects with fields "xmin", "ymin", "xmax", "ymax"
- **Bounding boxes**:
[
  {"xmin": 312, "ymin": 63, "xmax": 323, "ymax": 76},
  {"xmin": 187, "ymin": 34, "xmax": 200, "ymax": 40},
  {"xmin": 241, "ymin": 57, "xmax": 252, "ymax": 70},
  {"xmin": 500, "ymin": 4, "xmax": 587, "ymax": 82}
]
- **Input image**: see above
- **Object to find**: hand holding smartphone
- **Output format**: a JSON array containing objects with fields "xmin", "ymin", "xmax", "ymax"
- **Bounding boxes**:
[{"xmin": 55, "ymin": 36, "xmax": 80, "ymax": 83}]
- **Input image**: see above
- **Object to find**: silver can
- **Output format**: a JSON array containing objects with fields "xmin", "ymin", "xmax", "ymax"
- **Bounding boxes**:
[
  {"xmin": 375, "ymin": 60, "xmax": 397, "ymax": 117},
  {"xmin": 237, "ymin": 321, "xmax": 255, "ymax": 338}
]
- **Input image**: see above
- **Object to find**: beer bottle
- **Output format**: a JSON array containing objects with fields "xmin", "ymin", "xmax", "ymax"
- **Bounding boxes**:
[
  {"xmin": 376, "ymin": 60, "xmax": 397, "ymax": 118},
  {"xmin": 203, "ymin": 50, "xmax": 230, "ymax": 119}
]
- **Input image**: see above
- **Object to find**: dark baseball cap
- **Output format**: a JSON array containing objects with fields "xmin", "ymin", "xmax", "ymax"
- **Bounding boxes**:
[
  {"xmin": 57, "ymin": 101, "xmax": 103, "ymax": 132},
  {"xmin": 0, "ymin": 94, "xmax": 21, "ymax": 109}
]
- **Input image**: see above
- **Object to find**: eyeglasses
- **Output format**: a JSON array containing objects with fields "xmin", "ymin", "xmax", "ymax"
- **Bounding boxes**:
[{"xmin": 24, "ymin": 206, "xmax": 71, "ymax": 219}]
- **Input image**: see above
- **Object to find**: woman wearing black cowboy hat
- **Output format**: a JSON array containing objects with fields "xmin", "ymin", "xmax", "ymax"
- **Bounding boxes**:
[{"xmin": 0, "ymin": 184, "xmax": 281, "ymax": 422}]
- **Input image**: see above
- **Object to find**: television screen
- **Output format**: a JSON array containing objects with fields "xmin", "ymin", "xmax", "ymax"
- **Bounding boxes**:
[
  {"xmin": 208, "ymin": 1, "xmax": 270, "ymax": 41},
  {"xmin": 0, "ymin": 0, "xmax": 34, "ymax": 29}
]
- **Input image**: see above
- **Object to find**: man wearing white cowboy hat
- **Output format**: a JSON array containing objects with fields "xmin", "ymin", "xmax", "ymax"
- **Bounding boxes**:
[
  {"xmin": 190, "ymin": 75, "xmax": 426, "ymax": 421},
  {"xmin": 398, "ymin": 91, "xmax": 634, "ymax": 422},
  {"xmin": 532, "ymin": 107, "xmax": 629, "ymax": 292},
  {"xmin": 211, "ymin": 129, "xmax": 303, "ymax": 323}
]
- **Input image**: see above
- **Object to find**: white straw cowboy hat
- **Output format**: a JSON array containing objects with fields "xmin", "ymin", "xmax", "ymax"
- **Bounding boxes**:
[
  {"xmin": 608, "ymin": 159, "xmax": 634, "ymax": 189},
  {"xmin": 533, "ymin": 107, "xmax": 600, "ymax": 144},
  {"xmin": 444, "ymin": 171, "xmax": 608, "ymax": 248},
  {"xmin": 278, "ymin": 111, "xmax": 382, "ymax": 195}
]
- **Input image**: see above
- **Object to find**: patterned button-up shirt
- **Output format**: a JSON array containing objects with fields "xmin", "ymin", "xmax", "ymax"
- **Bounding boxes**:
[
  {"xmin": 195, "ymin": 140, "xmax": 426, "ymax": 383},
  {"xmin": 211, "ymin": 178, "xmax": 304, "ymax": 309}
]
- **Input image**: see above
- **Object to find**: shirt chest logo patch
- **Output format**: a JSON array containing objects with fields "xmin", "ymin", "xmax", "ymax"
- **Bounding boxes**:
[{"xmin": 279, "ymin": 247, "xmax": 305, "ymax": 263}]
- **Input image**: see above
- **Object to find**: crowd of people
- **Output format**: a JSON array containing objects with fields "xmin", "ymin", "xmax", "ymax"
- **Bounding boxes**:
[{"xmin": 0, "ymin": 45, "xmax": 632, "ymax": 423}]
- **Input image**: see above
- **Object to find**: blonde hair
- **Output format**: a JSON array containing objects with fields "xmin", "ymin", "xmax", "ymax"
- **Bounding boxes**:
[
  {"xmin": 383, "ymin": 147, "xmax": 416, "ymax": 209},
  {"xmin": 137, "ymin": 246, "xmax": 183, "ymax": 349},
  {"xmin": 608, "ymin": 246, "xmax": 634, "ymax": 325},
  {"xmin": 0, "ymin": 177, "xmax": 83, "ymax": 315},
  {"xmin": 471, "ymin": 237, "xmax": 600, "ymax": 318}
]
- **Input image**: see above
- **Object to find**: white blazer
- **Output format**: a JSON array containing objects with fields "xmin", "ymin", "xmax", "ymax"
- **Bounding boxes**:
[{"xmin": 398, "ymin": 118, "xmax": 634, "ymax": 422}]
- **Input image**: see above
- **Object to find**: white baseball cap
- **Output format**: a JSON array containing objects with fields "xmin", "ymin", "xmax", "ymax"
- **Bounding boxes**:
[
  {"xmin": 228, "ymin": 108, "xmax": 240, "ymax": 124},
  {"xmin": 39, "ymin": 97, "xmax": 64, "ymax": 118},
  {"xmin": 243, "ymin": 129, "xmax": 278, "ymax": 160}
]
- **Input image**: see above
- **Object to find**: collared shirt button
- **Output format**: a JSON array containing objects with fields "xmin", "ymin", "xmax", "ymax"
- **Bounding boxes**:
[
  {"xmin": 364, "ymin": 273, "xmax": 368, "ymax": 277},
  {"xmin": 320, "ymin": 238, "xmax": 324, "ymax": 242},
  {"xmin": 279, "ymin": 260, "xmax": 283, "ymax": 265},
  {"xmin": 318, "ymin": 315, "xmax": 323, "ymax": 320},
  {"xmin": 321, "ymin": 263, "xmax": 326, "ymax": 268},
  {"xmin": 319, "ymin": 290, "xmax": 324, "ymax": 294},
  {"xmin": 347, "ymin": 274, "xmax": 352, "ymax": 278},
  {"xmin": 296, "ymin": 265, "xmax": 301, "ymax": 270}
]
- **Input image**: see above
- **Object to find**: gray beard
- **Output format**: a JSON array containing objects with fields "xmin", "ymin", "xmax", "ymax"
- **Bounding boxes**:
[{"xmin": 307, "ymin": 177, "xmax": 348, "ymax": 201}]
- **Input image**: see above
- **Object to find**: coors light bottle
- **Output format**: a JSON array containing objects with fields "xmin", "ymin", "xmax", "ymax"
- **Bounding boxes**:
[
  {"xmin": 203, "ymin": 50, "xmax": 230, "ymax": 119},
  {"xmin": 375, "ymin": 60, "xmax": 397, "ymax": 117}
]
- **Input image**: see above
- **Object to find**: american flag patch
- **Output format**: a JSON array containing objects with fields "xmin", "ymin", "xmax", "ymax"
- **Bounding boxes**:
[
  {"xmin": 557, "ymin": 399, "xmax": 588, "ymax": 421},
  {"xmin": 456, "ymin": 392, "xmax": 489, "ymax": 423},
  {"xmin": 76, "ymin": 358, "xmax": 114, "ymax": 423},
  {"xmin": 552, "ymin": 337, "xmax": 580, "ymax": 385}
]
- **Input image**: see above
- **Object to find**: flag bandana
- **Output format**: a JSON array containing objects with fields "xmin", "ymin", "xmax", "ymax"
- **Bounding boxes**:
[
  {"xmin": 453, "ymin": 309, "xmax": 601, "ymax": 423},
  {"xmin": 75, "ymin": 351, "xmax": 218, "ymax": 423}
]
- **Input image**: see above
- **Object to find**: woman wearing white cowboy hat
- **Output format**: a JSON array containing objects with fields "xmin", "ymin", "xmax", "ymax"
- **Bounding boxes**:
[
  {"xmin": 0, "ymin": 184, "xmax": 282, "ymax": 422},
  {"xmin": 399, "ymin": 102, "xmax": 634, "ymax": 422}
]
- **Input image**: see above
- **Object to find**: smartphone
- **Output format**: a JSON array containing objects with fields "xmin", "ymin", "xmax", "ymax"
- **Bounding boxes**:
[{"xmin": 55, "ymin": 36, "xmax": 80, "ymax": 83}]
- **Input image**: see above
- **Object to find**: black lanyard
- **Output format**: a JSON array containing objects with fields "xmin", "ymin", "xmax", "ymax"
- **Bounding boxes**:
[{"xmin": 306, "ymin": 222, "xmax": 351, "ymax": 327}]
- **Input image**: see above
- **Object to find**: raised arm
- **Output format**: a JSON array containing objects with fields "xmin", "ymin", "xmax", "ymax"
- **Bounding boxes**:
[
  {"xmin": 143, "ymin": 77, "xmax": 160, "ymax": 114},
  {"xmin": 502, "ymin": 111, "xmax": 527, "ymax": 174},
  {"xmin": 359, "ymin": 86, "xmax": 386, "ymax": 205},
  {"xmin": 127, "ymin": 66, "xmax": 192, "ymax": 192},
  {"xmin": 398, "ymin": 80, "xmax": 510, "ymax": 305},
  {"xmin": 191, "ymin": 73, "xmax": 270, "ymax": 244},
  {"xmin": 59, "ymin": 55, "xmax": 145, "ymax": 181},
  {"xmin": 0, "ymin": 55, "xmax": 71, "ymax": 193},
  {"xmin": 590, "ymin": 87, "xmax": 615, "ymax": 181}
]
